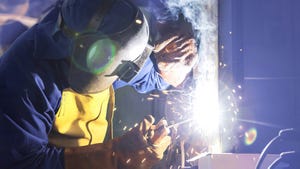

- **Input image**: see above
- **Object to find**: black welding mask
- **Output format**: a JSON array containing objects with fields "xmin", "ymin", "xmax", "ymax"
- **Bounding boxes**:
[{"xmin": 61, "ymin": 0, "xmax": 150, "ymax": 94}]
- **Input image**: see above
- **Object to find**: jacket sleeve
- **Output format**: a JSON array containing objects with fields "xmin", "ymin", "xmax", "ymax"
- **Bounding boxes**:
[
  {"xmin": 113, "ymin": 54, "xmax": 170, "ymax": 93},
  {"xmin": 0, "ymin": 97, "xmax": 65, "ymax": 169},
  {"xmin": 0, "ymin": 22, "xmax": 66, "ymax": 169}
]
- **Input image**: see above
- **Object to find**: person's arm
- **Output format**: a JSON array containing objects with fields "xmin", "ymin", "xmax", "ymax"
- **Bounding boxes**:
[
  {"xmin": 0, "ymin": 8, "xmax": 70, "ymax": 167},
  {"xmin": 0, "ymin": 37, "xmax": 65, "ymax": 169},
  {"xmin": 113, "ymin": 34, "xmax": 198, "ymax": 93},
  {"xmin": 113, "ymin": 55, "xmax": 170, "ymax": 93}
]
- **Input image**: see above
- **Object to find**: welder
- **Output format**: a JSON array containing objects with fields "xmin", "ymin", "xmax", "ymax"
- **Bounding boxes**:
[{"xmin": 0, "ymin": 0, "xmax": 198, "ymax": 168}]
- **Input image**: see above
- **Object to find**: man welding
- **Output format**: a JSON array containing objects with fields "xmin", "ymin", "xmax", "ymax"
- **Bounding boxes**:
[{"xmin": 0, "ymin": 0, "xmax": 198, "ymax": 168}]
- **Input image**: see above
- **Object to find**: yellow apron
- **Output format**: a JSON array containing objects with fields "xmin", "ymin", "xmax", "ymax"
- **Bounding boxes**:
[{"xmin": 48, "ymin": 87, "xmax": 115, "ymax": 147}]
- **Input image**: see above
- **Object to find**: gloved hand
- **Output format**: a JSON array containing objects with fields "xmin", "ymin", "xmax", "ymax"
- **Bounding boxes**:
[
  {"xmin": 153, "ymin": 35, "xmax": 198, "ymax": 87},
  {"xmin": 112, "ymin": 115, "xmax": 171, "ymax": 169},
  {"xmin": 64, "ymin": 115, "xmax": 171, "ymax": 169}
]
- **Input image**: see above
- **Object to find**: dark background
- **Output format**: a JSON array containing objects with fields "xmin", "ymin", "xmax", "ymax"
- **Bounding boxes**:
[{"xmin": 219, "ymin": 0, "xmax": 300, "ymax": 153}]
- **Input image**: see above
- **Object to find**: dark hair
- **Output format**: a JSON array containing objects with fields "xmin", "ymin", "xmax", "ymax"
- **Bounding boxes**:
[{"xmin": 150, "ymin": 13, "xmax": 194, "ymax": 43}]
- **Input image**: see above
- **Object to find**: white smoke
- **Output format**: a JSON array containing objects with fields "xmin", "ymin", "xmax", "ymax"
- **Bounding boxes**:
[
  {"xmin": 150, "ymin": 0, "xmax": 218, "ymax": 82},
  {"xmin": 161, "ymin": 0, "xmax": 221, "ymax": 152}
]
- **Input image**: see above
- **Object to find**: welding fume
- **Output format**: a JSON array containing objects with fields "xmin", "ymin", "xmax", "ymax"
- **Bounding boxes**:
[{"xmin": 0, "ymin": 0, "xmax": 199, "ymax": 168}]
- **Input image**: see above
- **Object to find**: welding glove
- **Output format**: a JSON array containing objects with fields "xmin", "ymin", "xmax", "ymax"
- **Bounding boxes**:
[
  {"xmin": 153, "ymin": 35, "xmax": 198, "ymax": 87},
  {"xmin": 64, "ymin": 115, "xmax": 171, "ymax": 169}
]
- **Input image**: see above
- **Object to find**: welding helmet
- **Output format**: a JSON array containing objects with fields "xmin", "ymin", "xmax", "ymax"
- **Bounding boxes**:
[{"xmin": 61, "ymin": 0, "xmax": 150, "ymax": 93}]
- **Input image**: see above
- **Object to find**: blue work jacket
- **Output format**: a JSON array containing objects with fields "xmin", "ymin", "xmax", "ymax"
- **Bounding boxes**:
[{"xmin": 0, "ymin": 3, "xmax": 169, "ymax": 169}]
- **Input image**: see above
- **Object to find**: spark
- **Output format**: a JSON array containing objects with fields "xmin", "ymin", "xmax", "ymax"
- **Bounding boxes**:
[
  {"xmin": 237, "ymin": 118, "xmax": 282, "ymax": 128},
  {"xmin": 146, "ymin": 97, "xmax": 154, "ymax": 101},
  {"xmin": 126, "ymin": 158, "xmax": 131, "ymax": 164},
  {"xmin": 135, "ymin": 19, "xmax": 142, "ymax": 24},
  {"xmin": 149, "ymin": 94, "xmax": 160, "ymax": 98},
  {"xmin": 230, "ymin": 102, "xmax": 234, "ymax": 107},
  {"xmin": 167, "ymin": 119, "xmax": 193, "ymax": 129},
  {"xmin": 191, "ymin": 148, "xmax": 194, "ymax": 154},
  {"xmin": 166, "ymin": 101, "xmax": 173, "ymax": 105},
  {"xmin": 161, "ymin": 90, "xmax": 169, "ymax": 95}
]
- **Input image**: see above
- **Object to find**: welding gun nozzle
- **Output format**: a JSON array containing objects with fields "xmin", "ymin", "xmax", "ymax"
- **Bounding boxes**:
[{"xmin": 167, "ymin": 118, "xmax": 193, "ymax": 129}]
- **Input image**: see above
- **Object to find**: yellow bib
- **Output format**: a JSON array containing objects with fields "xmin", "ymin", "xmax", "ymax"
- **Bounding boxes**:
[{"xmin": 48, "ymin": 87, "xmax": 115, "ymax": 147}]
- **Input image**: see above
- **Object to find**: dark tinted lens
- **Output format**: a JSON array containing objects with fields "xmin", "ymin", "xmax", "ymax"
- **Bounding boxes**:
[
  {"xmin": 86, "ymin": 38, "xmax": 116, "ymax": 74},
  {"xmin": 72, "ymin": 35, "xmax": 117, "ymax": 74}
]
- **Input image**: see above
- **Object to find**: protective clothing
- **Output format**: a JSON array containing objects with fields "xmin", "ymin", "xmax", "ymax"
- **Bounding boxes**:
[
  {"xmin": 48, "ymin": 87, "xmax": 115, "ymax": 147},
  {"xmin": 64, "ymin": 115, "xmax": 171, "ymax": 169},
  {"xmin": 0, "ymin": 0, "xmax": 170, "ymax": 169}
]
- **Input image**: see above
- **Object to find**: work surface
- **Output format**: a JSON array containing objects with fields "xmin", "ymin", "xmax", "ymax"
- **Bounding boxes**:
[{"xmin": 197, "ymin": 153, "xmax": 279, "ymax": 169}]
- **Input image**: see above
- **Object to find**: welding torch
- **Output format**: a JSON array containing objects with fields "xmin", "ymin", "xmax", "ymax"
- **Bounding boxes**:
[
  {"xmin": 148, "ymin": 118, "xmax": 194, "ymax": 145},
  {"xmin": 166, "ymin": 118, "xmax": 194, "ymax": 129}
]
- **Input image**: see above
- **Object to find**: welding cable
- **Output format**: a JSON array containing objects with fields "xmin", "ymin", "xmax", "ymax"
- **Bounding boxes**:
[{"xmin": 255, "ymin": 128, "xmax": 298, "ymax": 169}]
